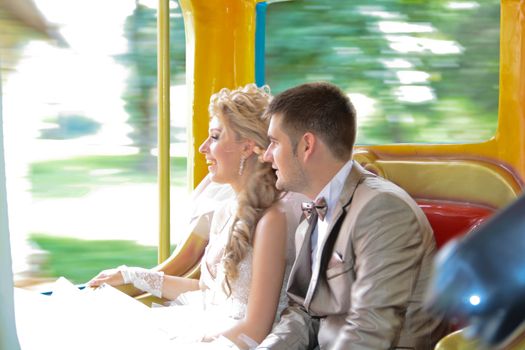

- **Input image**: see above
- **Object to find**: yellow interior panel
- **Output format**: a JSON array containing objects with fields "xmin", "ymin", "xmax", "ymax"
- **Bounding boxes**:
[{"xmin": 354, "ymin": 150, "xmax": 521, "ymax": 209}]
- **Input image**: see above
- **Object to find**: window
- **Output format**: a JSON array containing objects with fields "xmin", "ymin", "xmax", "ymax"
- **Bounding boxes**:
[{"xmin": 1, "ymin": 0, "xmax": 186, "ymax": 284}]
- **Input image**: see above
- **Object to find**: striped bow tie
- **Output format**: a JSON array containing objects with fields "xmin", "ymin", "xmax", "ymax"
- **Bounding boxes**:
[{"xmin": 301, "ymin": 197, "xmax": 328, "ymax": 221}]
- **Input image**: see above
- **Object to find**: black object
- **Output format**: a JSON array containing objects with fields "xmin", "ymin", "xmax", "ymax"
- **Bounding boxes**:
[{"xmin": 426, "ymin": 193, "xmax": 525, "ymax": 346}]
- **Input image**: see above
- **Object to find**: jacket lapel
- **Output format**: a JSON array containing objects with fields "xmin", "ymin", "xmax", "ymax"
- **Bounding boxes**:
[
  {"xmin": 287, "ymin": 216, "xmax": 318, "ymax": 305},
  {"xmin": 304, "ymin": 161, "xmax": 370, "ymax": 309}
]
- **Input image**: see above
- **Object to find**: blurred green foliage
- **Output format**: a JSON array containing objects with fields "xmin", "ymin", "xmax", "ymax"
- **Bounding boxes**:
[
  {"xmin": 30, "ymin": 0, "xmax": 499, "ymax": 159},
  {"xmin": 118, "ymin": 0, "xmax": 500, "ymax": 150},
  {"xmin": 117, "ymin": 2, "xmax": 186, "ymax": 170},
  {"xmin": 30, "ymin": 234, "xmax": 161, "ymax": 284},
  {"xmin": 265, "ymin": 0, "xmax": 500, "ymax": 144},
  {"xmin": 29, "ymin": 155, "xmax": 187, "ymax": 198}
]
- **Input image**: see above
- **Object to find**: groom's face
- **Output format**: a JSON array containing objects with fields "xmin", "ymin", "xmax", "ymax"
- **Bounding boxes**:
[{"xmin": 264, "ymin": 114, "xmax": 307, "ymax": 193}]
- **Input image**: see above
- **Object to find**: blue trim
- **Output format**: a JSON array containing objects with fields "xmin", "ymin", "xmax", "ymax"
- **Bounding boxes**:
[
  {"xmin": 41, "ymin": 284, "xmax": 86, "ymax": 296},
  {"xmin": 255, "ymin": 2, "xmax": 267, "ymax": 87}
]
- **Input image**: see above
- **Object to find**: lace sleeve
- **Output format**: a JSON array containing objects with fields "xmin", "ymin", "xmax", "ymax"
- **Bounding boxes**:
[{"xmin": 119, "ymin": 265, "xmax": 164, "ymax": 298}]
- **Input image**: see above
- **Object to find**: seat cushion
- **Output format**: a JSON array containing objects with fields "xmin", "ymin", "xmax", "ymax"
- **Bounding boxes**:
[{"xmin": 417, "ymin": 200, "xmax": 494, "ymax": 249}]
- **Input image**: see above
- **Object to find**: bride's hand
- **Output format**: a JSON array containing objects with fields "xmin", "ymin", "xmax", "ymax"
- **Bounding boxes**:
[{"xmin": 87, "ymin": 268, "xmax": 124, "ymax": 288}]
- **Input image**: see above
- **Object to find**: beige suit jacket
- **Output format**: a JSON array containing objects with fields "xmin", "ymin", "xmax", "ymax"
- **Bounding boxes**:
[{"xmin": 258, "ymin": 162, "xmax": 448, "ymax": 350}]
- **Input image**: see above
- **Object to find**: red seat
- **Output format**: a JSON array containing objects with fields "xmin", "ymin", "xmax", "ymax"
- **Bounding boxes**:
[{"xmin": 417, "ymin": 200, "xmax": 494, "ymax": 249}]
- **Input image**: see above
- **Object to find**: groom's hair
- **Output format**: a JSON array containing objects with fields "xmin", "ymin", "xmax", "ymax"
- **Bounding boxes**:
[{"xmin": 266, "ymin": 82, "xmax": 356, "ymax": 161}]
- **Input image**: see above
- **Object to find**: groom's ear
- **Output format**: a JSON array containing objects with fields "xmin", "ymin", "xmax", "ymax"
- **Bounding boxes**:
[{"xmin": 301, "ymin": 132, "xmax": 316, "ymax": 161}]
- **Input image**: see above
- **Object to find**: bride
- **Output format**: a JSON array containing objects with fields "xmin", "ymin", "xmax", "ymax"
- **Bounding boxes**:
[{"xmin": 87, "ymin": 84, "xmax": 305, "ymax": 349}]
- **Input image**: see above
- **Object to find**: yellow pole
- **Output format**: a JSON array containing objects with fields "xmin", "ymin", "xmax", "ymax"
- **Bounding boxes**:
[
  {"xmin": 179, "ymin": 0, "xmax": 260, "ymax": 189},
  {"xmin": 157, "ymin": 0, "xmax": 170, "ymax": 263},
  {"xmin": 496, "ymin": 0, "xmax": 525, "ymax": 180}
]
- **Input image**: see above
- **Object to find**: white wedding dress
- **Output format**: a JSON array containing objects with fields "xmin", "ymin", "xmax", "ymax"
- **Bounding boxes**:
[
  {"xmin": 150, "ymin": 192, "xmax": 305, "ymax": 348},
  {"xmin": 13, "ymin": 190, "xmax": 306, "ymax": 350}
]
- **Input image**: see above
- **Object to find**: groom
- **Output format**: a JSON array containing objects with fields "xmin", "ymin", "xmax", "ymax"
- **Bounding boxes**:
[{"xmin": 259, "ymin": 82, "xmax": 447, "ymax": 349}]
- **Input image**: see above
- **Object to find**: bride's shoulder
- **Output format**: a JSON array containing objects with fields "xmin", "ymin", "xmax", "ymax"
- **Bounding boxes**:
[
  {"xmin": 255, "ymin": 192, "xmax": 305, "ymax": 232},
  {"xmin": 259, "ymin": 202, "xmax": 287, "ymax": 226},
  {"xmin": 253, "ymin": 203, "xmax": 286, "ymax": 239},
  {"xmin": 252, "ymin": 204, "xmax": 288, "ymax": 256}
]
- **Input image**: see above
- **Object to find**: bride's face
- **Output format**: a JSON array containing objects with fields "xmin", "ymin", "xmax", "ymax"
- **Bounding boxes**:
[{"xmin": 199, "ymin": 116, "xmax": 244, "ymax": 185}]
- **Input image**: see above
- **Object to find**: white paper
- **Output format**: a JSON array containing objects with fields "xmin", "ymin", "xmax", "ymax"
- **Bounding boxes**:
[{"xmin": 14, "ymin": 277, "xmax": 173, "ymax": 350}]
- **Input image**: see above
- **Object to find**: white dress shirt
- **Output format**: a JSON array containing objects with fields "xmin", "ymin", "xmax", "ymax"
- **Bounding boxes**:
[{"xmin": 310, "ymin": 159, "xmax": 353, "ymax": 273}]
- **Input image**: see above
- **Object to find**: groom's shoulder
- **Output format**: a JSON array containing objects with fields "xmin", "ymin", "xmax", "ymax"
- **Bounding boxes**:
[
  {"xmin": 356, "ymin": 170, "xmax": 413, "ymax": 201},
  {"xmin": 343, "ymin": 172, "xmax": 423, "ymax": 221}
]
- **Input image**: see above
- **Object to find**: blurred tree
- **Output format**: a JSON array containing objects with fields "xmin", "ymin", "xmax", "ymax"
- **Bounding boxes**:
[
  {"xmin": 266, "ymin": 0, "xmax": 500, "ymax": 144},
  {"xmin": 117, "ymin": 0, "xmax": 185, "ymax": 170},
  {"xmin": 116, "ymin": 0, "xmax": 499, "ymax": 149},
  {"xmin": 40, "ymin": 114, "xmax": 101, "ymax": 140}
]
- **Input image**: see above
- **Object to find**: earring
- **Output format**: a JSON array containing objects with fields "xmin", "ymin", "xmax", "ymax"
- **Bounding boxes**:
[{"xmin": 239, "ymin": 156, "xmax": 246, "ymax": 176}]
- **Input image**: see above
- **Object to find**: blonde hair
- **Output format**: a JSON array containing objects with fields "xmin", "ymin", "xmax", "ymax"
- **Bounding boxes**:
[{"xmin": 208, "ymin": 84, "xmax": 280, "ymax": 295}]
